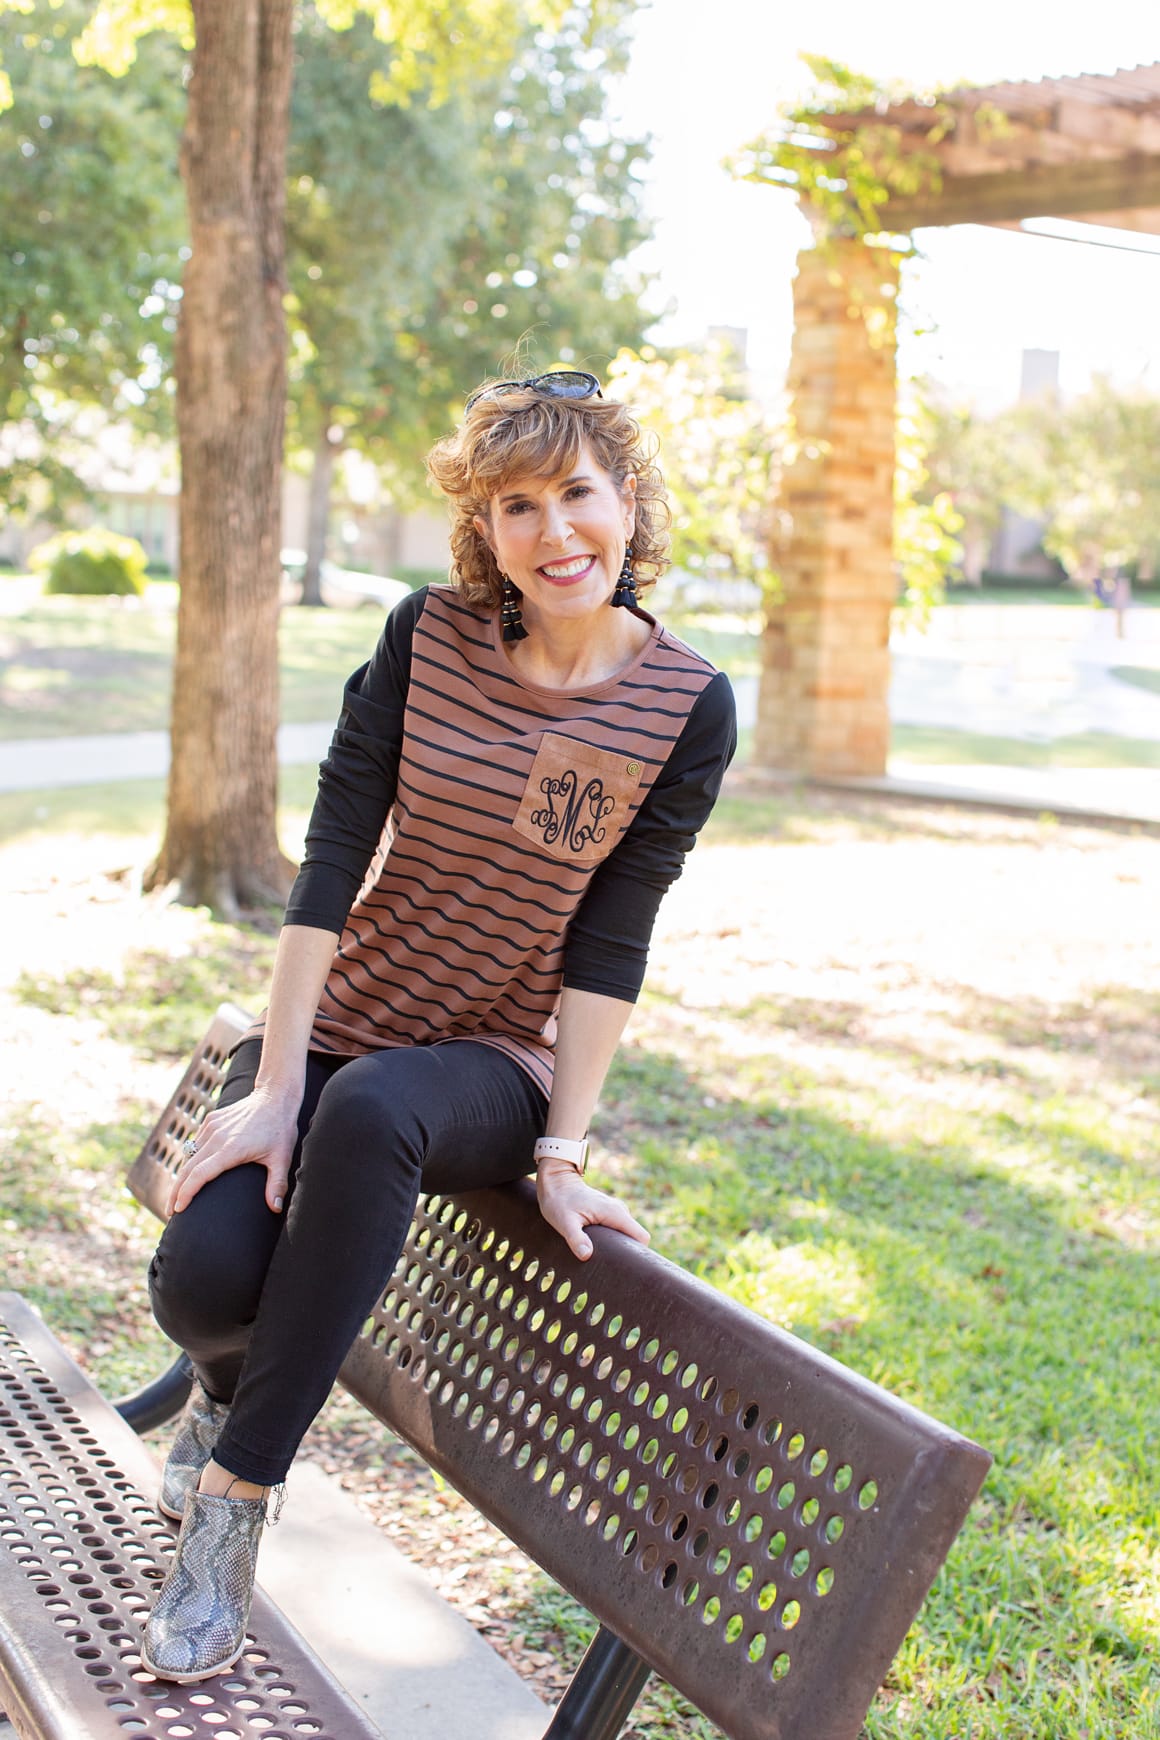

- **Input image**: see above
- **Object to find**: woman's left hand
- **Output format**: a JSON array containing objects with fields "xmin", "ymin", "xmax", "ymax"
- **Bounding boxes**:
[{"xmin": 536, "ymin": 1160, "xmax": 650, "ymax": 1262}]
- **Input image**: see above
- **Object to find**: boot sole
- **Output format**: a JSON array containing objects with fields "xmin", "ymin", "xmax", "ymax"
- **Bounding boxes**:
[{"xmin": 139, "ymin": 1637, "xmax": 246, "ymax": 1684}]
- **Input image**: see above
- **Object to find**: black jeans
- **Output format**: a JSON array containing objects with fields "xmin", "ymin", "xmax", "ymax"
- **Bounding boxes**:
[{"xmin": 148, "ymin": 1037, "xmax": 547, "ymax": 1486}]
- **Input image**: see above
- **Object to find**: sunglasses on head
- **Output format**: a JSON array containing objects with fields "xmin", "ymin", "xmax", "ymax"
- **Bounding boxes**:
[{"xmin": 465, "ymin": 369, "xmax": 603, "ymax": 412}]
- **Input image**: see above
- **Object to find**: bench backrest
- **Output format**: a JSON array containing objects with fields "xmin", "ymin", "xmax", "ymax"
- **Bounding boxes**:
[{"xmin": 130, "ymin": 1007, "xmax": 991, "ymax": 1740}]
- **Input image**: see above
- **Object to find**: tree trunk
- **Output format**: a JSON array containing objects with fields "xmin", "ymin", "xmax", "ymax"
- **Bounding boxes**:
[
  {"xmin": 301, "ymin": 419, "xmax": 341, "ymax": 608},
  {"xmin": 145, "ymin": 0, "xmax": 296, "ymax": 916}
]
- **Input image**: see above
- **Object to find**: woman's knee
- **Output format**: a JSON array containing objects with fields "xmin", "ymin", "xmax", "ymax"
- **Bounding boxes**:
[{"xmin": 148, "ymin": 1164, "xmax": 278, "ymax": 1346}]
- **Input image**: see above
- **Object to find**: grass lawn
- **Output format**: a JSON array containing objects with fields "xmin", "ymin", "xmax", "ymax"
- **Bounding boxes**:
[
  {"xmin": 1, "ymin": 781, "xmax": 1157, "ymax": 1736},
  {"xmin": 891, "ymin": 724, "xmax": 1160, "ymax": 770},
  {"xmin": 0, "ymin": 586, "xmax": 396, "ymax": 741},
  {"xmin": 945, "ymin": 583, "xmax": 1160, "ymax": 610},
  {"xmin": 0, "ymin": 587, "xmax": 759, "ymax": 742},
  {"xmin": 1112, "ymin": 666, "xmax": 1160, "ymax": 700}
]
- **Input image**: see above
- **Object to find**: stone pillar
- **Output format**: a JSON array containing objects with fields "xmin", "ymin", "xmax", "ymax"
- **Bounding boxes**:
[{"xmin": 755, "ymin": 239, "xmax": 900, "ymax": 776}]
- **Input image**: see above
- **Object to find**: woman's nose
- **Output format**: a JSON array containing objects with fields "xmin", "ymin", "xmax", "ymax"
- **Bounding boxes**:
[{"xmin": 541, "ymin": 503, "xmax": 573, "ymax": 546}]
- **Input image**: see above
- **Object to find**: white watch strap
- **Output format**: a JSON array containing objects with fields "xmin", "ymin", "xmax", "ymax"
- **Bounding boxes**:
[{"xmin": 533, "ymin": 1135, "xmax": 589, "ymax": 1173}]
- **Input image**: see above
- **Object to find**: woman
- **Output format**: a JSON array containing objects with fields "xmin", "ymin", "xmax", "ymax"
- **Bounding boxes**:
[{"xmin": 141, "ymin": 370, "xmax": 736, "ymax": 1683}]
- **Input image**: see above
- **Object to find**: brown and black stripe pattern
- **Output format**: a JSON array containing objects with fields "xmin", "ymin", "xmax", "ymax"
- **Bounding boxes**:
[{"xmin": 309, "ymin": 588, "xmax": 718, "ymax": 1096}]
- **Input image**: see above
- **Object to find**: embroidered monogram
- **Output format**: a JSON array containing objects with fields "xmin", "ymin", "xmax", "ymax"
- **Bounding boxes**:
[
  {"xmin": 513, "ymin": 733, "xmax": 645, "ymax": 866},
  {"xmin": 532, "ymin": 769, "xmax": 615, "ymax": 853}
]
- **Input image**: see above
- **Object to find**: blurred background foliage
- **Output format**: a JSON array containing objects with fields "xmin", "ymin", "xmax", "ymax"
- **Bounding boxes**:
[{"xmin": 3, "ymin": 18, "xmax": 1159, "ymax": 615}]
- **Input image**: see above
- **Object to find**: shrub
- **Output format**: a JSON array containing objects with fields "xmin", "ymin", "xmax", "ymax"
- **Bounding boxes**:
[{"xmin": 29, "ymin": 528, "xmax": 149, "ymax": 597}]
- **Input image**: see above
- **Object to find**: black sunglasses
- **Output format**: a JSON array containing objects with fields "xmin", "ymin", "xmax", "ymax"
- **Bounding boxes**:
[{"xmin": 465, "ymin": 370, "xmax": 603, "ymax": 412}]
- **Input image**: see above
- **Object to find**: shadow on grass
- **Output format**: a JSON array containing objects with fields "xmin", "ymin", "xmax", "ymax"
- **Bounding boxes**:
[
  {"xmin": 1110, "ymin": 665, "xmax": 1160, "ymax": 699},
  {"xmin": 960, "ymin": 983, "xmax": 1160, "ymax": 1071},
  {"xmin": 0, "ymin": 646, "xmax": 173, "ymax": 739},
  {"xmin": 691, "ymin": 981, "xmax": 1160, "ymax": 1101},
  {"xmin": 14, "ymin": 932, "xmax": 274, "ymax": 1060},
  {"xmin": 705, "ymin": 779, "xmax": 1076, "ymax": 850}
]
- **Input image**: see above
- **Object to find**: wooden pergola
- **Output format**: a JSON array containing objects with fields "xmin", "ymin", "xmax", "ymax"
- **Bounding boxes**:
[{"xmin": 757, "ymin": 63, "xmax": 1160, "ymax": 778}]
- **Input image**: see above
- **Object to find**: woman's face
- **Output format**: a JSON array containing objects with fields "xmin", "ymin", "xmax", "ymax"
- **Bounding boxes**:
[{"xmin": 475, "ymin": 442, "xmax": 636, "ymax": 629}]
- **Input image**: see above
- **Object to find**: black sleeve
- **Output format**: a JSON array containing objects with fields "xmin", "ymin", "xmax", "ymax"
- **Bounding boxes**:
[
  {"xmin": 562, "ymin": 669, "xmax": 737, "ymax": 1001},
  {"xmin": 282, "ymin": 587, "xmax": 425, "ymax": 931}
]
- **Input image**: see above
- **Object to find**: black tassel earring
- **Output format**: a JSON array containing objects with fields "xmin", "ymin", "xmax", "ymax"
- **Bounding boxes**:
[
  {"xmin": 611, "ymin": 545, "xmax": 638, "ymax": 610},
  {"xmin": 501, "ymin": 574, "xmax": 528, "ymax": 642}
]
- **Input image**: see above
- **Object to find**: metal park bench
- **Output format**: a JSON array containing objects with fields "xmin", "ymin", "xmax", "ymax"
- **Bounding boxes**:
[{"xmin": 0, "ymin": 1005, "xmax": 992, "ymax": 1740}]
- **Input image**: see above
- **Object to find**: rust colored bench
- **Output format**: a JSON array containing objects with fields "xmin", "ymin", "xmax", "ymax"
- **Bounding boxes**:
[{"xmin": 0, "ymin": 1005, "xmax": 992, "ymax": 1739}]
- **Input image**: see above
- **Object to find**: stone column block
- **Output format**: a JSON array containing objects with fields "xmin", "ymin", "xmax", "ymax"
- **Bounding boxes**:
[{"xmin": 758, "ymin": 239, "xmax": 902, "ymax": 778}]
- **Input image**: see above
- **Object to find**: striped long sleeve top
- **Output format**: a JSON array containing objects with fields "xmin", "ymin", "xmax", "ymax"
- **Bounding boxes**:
[{"xmin": 282, "ymin": 585, "xmax": 736, "ymax": 1098}]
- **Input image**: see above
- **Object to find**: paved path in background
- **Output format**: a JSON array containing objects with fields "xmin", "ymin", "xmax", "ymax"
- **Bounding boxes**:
[{"xmin": 0, "ymin": 720, "xmax": 335, "ymax": 794}]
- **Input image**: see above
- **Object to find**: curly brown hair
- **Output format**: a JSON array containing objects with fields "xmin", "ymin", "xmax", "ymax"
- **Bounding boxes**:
[{"xmin": 425, "ymin": 384, "xmax": 671, "ymax": 610}]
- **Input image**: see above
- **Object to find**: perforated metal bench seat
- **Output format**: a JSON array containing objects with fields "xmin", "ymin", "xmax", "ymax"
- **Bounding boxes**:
[
  {"xmin": 124, "ymin": 1008, "xmax": 993, "ymax": 1740},
  {"xmin": 0, "ymin": 1293, "xmax": 379, "ymax": 1740}
]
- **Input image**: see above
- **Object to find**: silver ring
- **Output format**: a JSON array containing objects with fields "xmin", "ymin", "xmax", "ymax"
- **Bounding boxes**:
[{"xmin": 182, "ymin": 1137, "xmax": 199, "ymax": 1160}]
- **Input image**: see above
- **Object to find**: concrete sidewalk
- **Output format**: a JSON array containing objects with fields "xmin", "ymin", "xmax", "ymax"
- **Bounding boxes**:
[
  {"xmin": 0, "ymin": 721, "xmax": 335, "ymax": 794},
  {"xmin": 258, "ymin": 1461, "xmax": 546, "ymax": 1740},
  {"xmin": 822, "ymin": 762, "xmax": 1160, "ymax": 829}
]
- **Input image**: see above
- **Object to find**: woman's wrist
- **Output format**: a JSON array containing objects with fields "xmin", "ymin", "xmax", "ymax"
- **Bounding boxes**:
[
  {"xmin": 534, "ymin": 1134, "xmax": 589, "ymax": 1174},
  {"xmin": 536, "ymin": 1155, "xmax": 586, "ymax": 1190},
  {"xmin": 252, "ymin": 1072, "xmax": 305, "ymax": 1112}
]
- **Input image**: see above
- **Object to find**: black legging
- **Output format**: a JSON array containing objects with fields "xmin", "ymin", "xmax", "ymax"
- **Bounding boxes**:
[{"xmin": 148, "ymin": 1036, "xmax": 547, "ymax": 1486}]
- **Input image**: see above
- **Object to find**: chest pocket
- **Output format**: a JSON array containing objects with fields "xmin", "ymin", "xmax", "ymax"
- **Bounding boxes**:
[{"xmin": 513, "ymin": 733, "xmax": 645, "ymax": 868}]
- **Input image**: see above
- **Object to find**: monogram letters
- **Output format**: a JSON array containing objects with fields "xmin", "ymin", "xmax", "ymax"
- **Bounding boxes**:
[{"xmin": 530, "ymin": 768, "xmax": 617, "ymax": 855}]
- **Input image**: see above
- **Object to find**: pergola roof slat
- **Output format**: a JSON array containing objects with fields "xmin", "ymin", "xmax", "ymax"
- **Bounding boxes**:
[
  {"xmin": 884, "ymin": 155, "xmax": 1160, "ymax": 230},
  {"xmin": 792, "ymin": 61, "xmax": 1160, "ymax": 236}
]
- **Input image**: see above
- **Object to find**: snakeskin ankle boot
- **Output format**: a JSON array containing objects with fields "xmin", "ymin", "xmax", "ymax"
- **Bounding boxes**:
[
  {"xmin": 141, "ymin": 1488, "xmax": 267, "ymax": 1682},
  {"xmin": 158, "ymin": 1386, "xmax": 231, "ymax": 1520}
]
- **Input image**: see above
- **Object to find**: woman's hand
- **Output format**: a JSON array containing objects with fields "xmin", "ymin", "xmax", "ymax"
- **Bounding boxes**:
[
  {"xmin": 536, "ymin": 1159, "xmax": 649, "ymax": 1263},
  {"xmin": 169, "ymin": 1088, "xmax": 300, "ymax": 1218}
]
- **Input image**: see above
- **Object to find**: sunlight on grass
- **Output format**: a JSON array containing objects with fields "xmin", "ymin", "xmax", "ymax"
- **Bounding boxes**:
[
  {"xmin": 892, "ymin": 724, "xmax": 1160, "ymax": 769},
  {"xmin": 718, "ymin": 1229, "xmax": 872, "ymax": 1330}
]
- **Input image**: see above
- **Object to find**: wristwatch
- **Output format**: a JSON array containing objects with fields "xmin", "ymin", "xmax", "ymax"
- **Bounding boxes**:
[{"xmin": 533, "ymin": 1134, "xmax": 589, "ymax": 1175}]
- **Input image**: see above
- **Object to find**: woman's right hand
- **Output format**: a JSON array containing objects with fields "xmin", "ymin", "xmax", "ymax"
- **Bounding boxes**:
[{"xmin": 168, "ymin": 1087, "xmax": 300, "ymax": 1218}]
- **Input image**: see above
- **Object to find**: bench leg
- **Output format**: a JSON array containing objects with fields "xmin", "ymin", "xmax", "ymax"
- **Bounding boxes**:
[
  {"xmin": 543, "ymin": 1626, "xmax": 652, "ymax": 1740},
  {"xmin": 115, "ymin": 1352, "xmax": 195, "ymax": 1434}
]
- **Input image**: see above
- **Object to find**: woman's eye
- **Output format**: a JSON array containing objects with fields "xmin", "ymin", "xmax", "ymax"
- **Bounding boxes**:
[{"xmin": 565, "ymin": 485, "xmax": 593, "ymax": 501}]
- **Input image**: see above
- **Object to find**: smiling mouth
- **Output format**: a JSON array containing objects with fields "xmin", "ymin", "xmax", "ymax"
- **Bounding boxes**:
[{"xmin": 539, "ymin": 555, "xmax": 596, "ymax": 582}]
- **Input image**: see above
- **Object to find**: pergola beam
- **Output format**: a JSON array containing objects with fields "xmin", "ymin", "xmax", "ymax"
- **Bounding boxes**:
[
  {"xmin": 824, "ymin": 100, "xmax": 1160, "ymax": 160},
  {"xmin": 880, "ymin": 153, "xmax": 1160, "ymax": 230}
]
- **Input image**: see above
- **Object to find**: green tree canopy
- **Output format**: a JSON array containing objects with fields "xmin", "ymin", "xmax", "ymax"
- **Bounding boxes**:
[
  {"xmin": 0, "ymin": 0, "xmax": 185, "ymax": 520},
  {"xmin": 916, "ymin": 380, "xmax": 1160, "ymax": 585},
  {"xmin": 1017, "ymin": 380, "xmax": 1160, "ymax": 582},
  {"xmin": 285, "ymin": 2, "xmax": 650, "ymax": 516}
]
